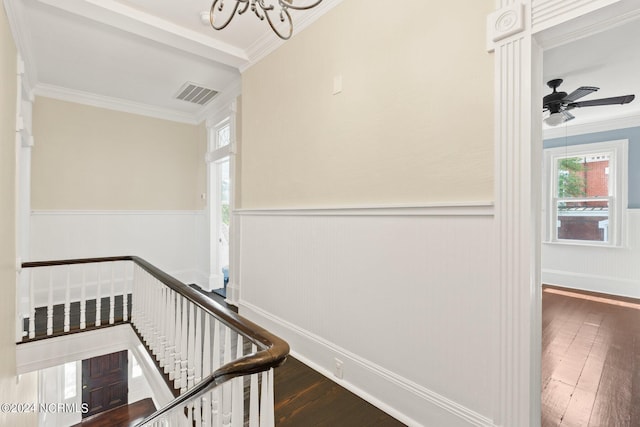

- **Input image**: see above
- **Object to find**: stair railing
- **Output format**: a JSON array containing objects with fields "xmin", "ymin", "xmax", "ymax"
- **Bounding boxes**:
[{"xmin": 19, "ymin": 256, "xmax": 289, "ymax": 427}]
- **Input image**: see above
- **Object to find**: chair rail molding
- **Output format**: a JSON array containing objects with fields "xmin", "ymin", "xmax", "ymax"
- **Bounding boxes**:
[{"xmin": 489, "ymin": 0, "xmax": 633, "ymax": 426}]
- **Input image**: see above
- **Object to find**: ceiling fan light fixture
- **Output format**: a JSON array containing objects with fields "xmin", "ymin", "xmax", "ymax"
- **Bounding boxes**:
[{"xmin": 544, "ymin": 112, "xmax": 567, "ymax": 126}]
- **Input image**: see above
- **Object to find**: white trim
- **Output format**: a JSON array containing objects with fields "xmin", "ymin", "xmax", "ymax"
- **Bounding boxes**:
[
  {"xmin": 3, "ymin": 0, "xmax": 37, "ymax": 94},
  {"xmin": 200, "ymin": 79, "xmax": 241, "ymax": 126},
  {"xmin": 235, "ymin": 202, "xmax": 494, "ymax": 217},
  {"xmin": 239, "ymin": 300, "xmax": 496, "ymax": 427},
  {"xmin": 30, "ymin": 209, "xmax": 205, "ymax": 216},
  {"xmin": 542, "ymin": 270, "xmax": 640, "ymax": 299},
  {"xmin": 33, "ymin": 84, "xmax": 199, "ymax": 124},
  {"xmin": 241, "ymin": 0, "xmax": 345, "ymax": 72},
  {"xmin": 543, "ymin": 113, "xmax": 640, "ymax": 139},
  {"xmin": 36, "ymin": 0, "xmax": 248, "ymax": 69},
  {"xmin": 533, "ymin": 0, "xmax": 640, "ymax": 48}
]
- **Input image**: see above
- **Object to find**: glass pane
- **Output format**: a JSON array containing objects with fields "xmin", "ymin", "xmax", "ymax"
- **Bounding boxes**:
[
  {"xmin": 219, "ymin": 159, "xmax": 230, "ymax": 271},
  {"xmin": 557, "ymin": 199, "xmax": 609, "ymax": 242},
  {"xmin": 216, "ymin": 123, "xmax": 230, "ymax": 148},
  {"xmin": 131, "ymin": 353, "xmax": 142, "ymax": 378},
  {"xmin": 64, "ymin": 362, "xmax": 76, "ymax": 400},
  {"xmin": 556, "ymin": 153, "xmax": 610, "ymax": 198}
]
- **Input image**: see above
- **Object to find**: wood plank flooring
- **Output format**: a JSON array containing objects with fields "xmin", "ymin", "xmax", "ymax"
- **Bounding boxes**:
[
  {"xmin": 192, "ymin": 286, "xmax": 406, "ymax": 427},
  {"xmin": 542, "ymin": 285, "xmax": 640, "ymax": 427},
  {"xmin": 69, "ymin": 398, "xmax": 155, "ymax": 427}
]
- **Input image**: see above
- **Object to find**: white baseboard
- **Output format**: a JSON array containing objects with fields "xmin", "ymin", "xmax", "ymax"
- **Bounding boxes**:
[
  {"xmin": 238, "ymin": 300, "xmax": 495, "ymax": 427},
  {"xmin": 542, "ymin": 269, "xmax": 640, "ymax": 299}
]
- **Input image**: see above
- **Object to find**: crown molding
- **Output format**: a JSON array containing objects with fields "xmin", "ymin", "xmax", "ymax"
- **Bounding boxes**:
[
  {"xmin": 241, "ymin": 0, "xmax": 345, "ymax": 72},
  {"xmin": 34, "ymin": 83, "xmax": 200, "ymax": 124},
  {"xmin": 543, "ymin": 113, "xmax": 640, "ymax": 139},
  {"xmin": 199, "ymin": 78, "xmax": 242, "ymax": 125},
  {"xmin": 37, "ymin": 0, "xmax": 249, "ymax": 69},
  {"xmin": 3, "ymin": 0, "xmax": 37, "ymax": 92}
]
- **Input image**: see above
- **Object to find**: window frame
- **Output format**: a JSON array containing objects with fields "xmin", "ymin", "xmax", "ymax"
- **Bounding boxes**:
[{"xmin": 543, "ymin": 139, "xmax": 628, "ymax": 247}]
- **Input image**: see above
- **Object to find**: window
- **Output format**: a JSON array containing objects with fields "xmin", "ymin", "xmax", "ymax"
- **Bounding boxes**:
[
  {"xmin": 63, "ymin": 362, "xmax": 76, "ymax": 400},
  {"xmin": 544, "ymin": 139, "xmax": 627, "ymax": 246},
  {"xmin": 206, "ymin": 116, "xmax": 234, "ymax": 293}
]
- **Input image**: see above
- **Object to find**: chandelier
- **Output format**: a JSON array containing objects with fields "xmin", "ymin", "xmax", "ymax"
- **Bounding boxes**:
[{"xmin": 207, "ymin": 0, "xmax": 324, "ymax": 40}]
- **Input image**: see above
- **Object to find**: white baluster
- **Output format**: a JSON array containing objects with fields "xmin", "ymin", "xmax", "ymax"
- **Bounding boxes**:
[
  {"xmin": 231, "ymin": 335, "xmax": 244, "ymax": 427},
  {"xmin": 80, "ymin": 266, "xmax": 86, "ymax": 330},
  {"xmin": 157, "ymin": 285, "xmax": 166, "ymax": 369},
  {"xmin": 166, "ymin": 290, "xmax": 176, "ymax": 378},
  {"xmin": 221, "ymin": 327, "xmax": 232, "ymax": 427},
  {"xmin": 173, "ymin": 295, "xmax": 183, "ymax": 390},
  {"xmin": 95, "ymin": 264, "xmax": 102, "ymax": 327},
  {"xmin": 64, "ymin": 265, "xmax": 71, "ymax": 333},
  {"xmin": 187, "ymin": 302, "xmax": 196, "ymax": 390},
  {"xmin": 121, "ymin": 262, "xmax": 128, "ymax": 322},
  {"xmin": 211, "ymin": 319, "xmax": 221, "ymax": 426},
  {"xmin": 202, "ymin": 316, "xmax": 212, "ymax": 427},
  {"xmin": 180, "ymin": 298, "xmax": 189, "ymax": 393},
  {"xmin": 249, "ymin": 345, "xmax": 259, "ymax": 427},
  {"xmin": 150, "ymin": 277, "xmax": 158, "ymax": 355},
  {"xmin": 131, "ymin": 265, "xmax": 139, "ymax": 327},
  {"xmin": 212, "ymin": 387, "xmax": 222, "ymax": 427},
  {"xmin": 193, "ymin": 306, "xmax": 203, "ymax": 427},
  {"xmin": 259, "ymin": 369, "xmax": 275, "ymax": 427},
  {"xmin": 46, "ymin": 268, "xmax": 53, "ymax": 336},
  {"xmin": 28, "ymin": 269, "xmax": 35, "ymax": 339},
  {"xmin": 195, "ymin": 307, "xmax": 203, "ymax": 385},
  {"xmin": 109, "ymin": 262, "xmax": 115, "ymax": 324},
  {"xmin": 212, "ymin": 319, "xmax": 221, "ymax": 370}
]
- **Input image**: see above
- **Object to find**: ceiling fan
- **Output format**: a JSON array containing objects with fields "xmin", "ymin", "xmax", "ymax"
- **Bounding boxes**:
[{"xmin": 542, "ymin": 78, "xmax": 635, "ymax": 126}]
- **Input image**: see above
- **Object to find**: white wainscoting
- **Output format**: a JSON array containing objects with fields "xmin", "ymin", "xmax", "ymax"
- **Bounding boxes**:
[
  {"xmin": 542, "ymin": 209, "xmax": 640, "ymax": 298},
  {"xmin": 236, "ymin": 204, "xmax": 497, "ymax": 427},
  {"xmin": 29, "ymin": 210, "xmax": 209, "ymax": 287}
]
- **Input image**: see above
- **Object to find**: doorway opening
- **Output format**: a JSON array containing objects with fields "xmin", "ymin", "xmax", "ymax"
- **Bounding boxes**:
[{"xmin": 538, "ymin": 14, "xmax": 640, "ymax": 426}]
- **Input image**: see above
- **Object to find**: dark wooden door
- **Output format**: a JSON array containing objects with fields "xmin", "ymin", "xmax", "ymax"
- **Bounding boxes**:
[{"xmin": 82, "ymin": 350, "xmax": 128, "ymax": 418}]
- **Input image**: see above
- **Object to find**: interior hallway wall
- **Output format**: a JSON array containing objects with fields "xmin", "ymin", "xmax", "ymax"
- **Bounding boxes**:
[
  {"xmin": 238, "ymin": 1, "xmax": 496, "ymax": 425},
  {"xmin": 29, "ymin": 97, "xmax": 209, "ymax": 285}
]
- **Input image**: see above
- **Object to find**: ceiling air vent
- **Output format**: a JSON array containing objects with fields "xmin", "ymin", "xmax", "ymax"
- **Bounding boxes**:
[{"xmin": 175, "ymin": 82, "xmax": 218, "ymax": 106}]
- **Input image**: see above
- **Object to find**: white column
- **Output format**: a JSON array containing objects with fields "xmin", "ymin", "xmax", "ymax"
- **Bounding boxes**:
[{"xmin": 489, "ymin": 2, "xmax": 537, "ymax": 426}]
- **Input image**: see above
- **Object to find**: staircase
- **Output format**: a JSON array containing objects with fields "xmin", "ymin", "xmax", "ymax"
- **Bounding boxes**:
[{"xmin": 17, "ymin": 256, "xmax": 289, "ymax": 427}]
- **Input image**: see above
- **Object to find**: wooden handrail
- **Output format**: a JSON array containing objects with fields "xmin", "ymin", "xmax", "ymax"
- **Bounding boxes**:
[{"xmin": 22, "ymin": 256, "xmax": 290, "ymax": 424}]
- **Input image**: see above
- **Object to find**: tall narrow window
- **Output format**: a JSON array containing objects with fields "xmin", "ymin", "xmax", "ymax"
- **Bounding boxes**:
[
  {"xmin": 207, "ymin": 117, "xmax": 234, "ymax": 294},
  {"xmin": 544, "ymin": 139, "xmax": 627, "ymax": 246}
]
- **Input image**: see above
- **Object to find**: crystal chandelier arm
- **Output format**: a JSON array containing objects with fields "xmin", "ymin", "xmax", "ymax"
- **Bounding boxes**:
[{"xmin": 209, "ymin": 0, "xmax": 244, "ymax": 30}]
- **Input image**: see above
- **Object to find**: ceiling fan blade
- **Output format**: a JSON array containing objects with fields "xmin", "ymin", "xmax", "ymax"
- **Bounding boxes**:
[
  {"xmin": 562, "ymin": 86, "xmax": 598, "ymax": 102},
  {"xmin": 568, "ymin": 94, "xmax": 635, "ymax": 108}
]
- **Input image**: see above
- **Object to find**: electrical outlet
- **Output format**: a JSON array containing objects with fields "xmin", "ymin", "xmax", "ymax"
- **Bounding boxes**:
[{"xmin": 334, "ymin": 358, "xmax": 344, "ymax": 379}]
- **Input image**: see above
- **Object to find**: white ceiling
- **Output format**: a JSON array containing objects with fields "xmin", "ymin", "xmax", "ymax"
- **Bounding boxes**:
[
  {"xmin": 7, "ymin": 0, "xmax": 342, "ymax": 123},
  {"xmin": 8, "ymin": 1, "xmax": 639, "ymax": 129},
  {"xmin": 543, "ymin": 17, "xmax": 640, "ymax": 132}
]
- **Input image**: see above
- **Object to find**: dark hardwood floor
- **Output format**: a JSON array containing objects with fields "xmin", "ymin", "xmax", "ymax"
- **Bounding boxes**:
[
  {"xmin": 193, "ymin": 286, "xmax": 406, "ymax": 426},
  {"xmin": 542, "ymin": 285, "xmax": 640, "ymax": 427},
  {"xmin": 69, "ymin": 398, "xmax": 156, "ymax": 427},
  {"xmin": 274, "ymin": 356, "xmax": 404, "ymax": 427}
]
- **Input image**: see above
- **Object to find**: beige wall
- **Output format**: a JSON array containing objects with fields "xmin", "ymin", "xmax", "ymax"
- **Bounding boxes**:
[
  {"xmin": 240, "ymin": 0, "xmax": 494, "ymax": 208},
  {"xmin": 32, "ymin": 97, "xmax": 207, "ymax": 210},
  {"xmin": 1, "ymin": 4, "xmax": 38, "ymax": 426}
]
